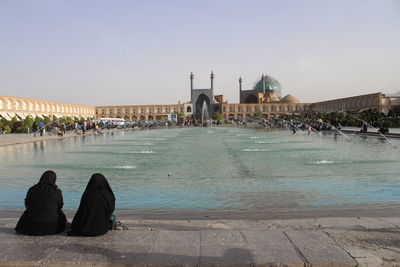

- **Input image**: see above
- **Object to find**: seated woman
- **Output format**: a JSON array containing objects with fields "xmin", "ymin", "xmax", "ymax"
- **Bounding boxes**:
[
  {"xmin": 68, "ymin": 173, "xmax": 115, "ymax": 236},
  {"xmin": 15, "ymin": 170, "xmax": 67, "ymax": 235}
]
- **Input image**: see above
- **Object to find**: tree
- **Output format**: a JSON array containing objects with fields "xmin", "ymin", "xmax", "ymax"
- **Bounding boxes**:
[
  {"xmin": 11, "ymin": 116, "xmax": 19, "ymax": 124},
  {"xmin": 174, "ymin": 112, "xmax": 184, "ymax": 122},
  {"xmin": 34, "ymin": 116, "xmax": 43, "ymax": 124},
  {"xmin": 43, "ymin": 116, "xmax": 52, "ymax": 125},
  {"xmin": 24, "ymin": 116, "xmax": 34, "ymax": 129},
  {"xmin": 253, "ymin": 111, "xmax": 264, "ymax": 119},
  {"xmin": 214, "ymin": 112, "xmax": 223, "ymax": 121}
]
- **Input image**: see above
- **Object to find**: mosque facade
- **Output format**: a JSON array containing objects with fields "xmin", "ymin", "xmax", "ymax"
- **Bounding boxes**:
[
  {"xmin": 190, "ymin": 72, "xmax": 309, "ymax": 120},
  {"xmin": 1, "ymin": 72, "xmax": 398, "ymax": 122}
]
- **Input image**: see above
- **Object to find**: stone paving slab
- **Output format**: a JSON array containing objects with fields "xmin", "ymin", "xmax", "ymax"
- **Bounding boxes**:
[
  {"xmin": 200, "ymin": 230, "xmax": 251, "ymax": 265},
  {"xmin": 243, "ymin": 230, "xmax": 304, "ymax": 266},
  {"xmin": 148, "ymin": 231, "xmax": 200, "ymax": 265},
  {"xmin": 1, "ymin": 217, "xmax": 399, "ymax": 266},
  {"xmin": 286, "ymin": 231, "xmax": 356, "ymax": 267}
]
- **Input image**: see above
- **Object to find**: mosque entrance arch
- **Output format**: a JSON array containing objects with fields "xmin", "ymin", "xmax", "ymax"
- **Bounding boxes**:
[
  {"xmin": 244, "ymin": 94, "xmax": 258, "ymax": 104},
  {"xmin": 194, "ymin": 93, "xmax": 211, "ymax": 120}
]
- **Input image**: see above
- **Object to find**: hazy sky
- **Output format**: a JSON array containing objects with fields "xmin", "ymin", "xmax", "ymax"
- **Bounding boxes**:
[{"xmin": 1, "ymin": 0, "xmax": 399, "ymax": 106}]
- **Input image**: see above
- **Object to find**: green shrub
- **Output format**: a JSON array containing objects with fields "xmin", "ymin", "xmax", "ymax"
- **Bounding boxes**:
[
  {"xmin": 24, "ymin": 116, "xmax": 34, "ymax": 129},
  {"xmin": 34, "ymin": 116, "xmax": 43, "ymax": 124},
  {"xmin": 3, "ymin": 126, "xmax": 11, "ymax": 134},
  {"xmin": 214, "ymin": 112, "xmax": 223, "ymax": 121},
  {"xmin": 43, "ymin": 116, "xmax": 52, "ymax": 124}
]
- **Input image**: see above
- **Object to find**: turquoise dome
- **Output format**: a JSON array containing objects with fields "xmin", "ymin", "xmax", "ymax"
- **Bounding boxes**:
[{"xmin": 253, "ymin": 74, "xmax": 282, "ymax": 97}]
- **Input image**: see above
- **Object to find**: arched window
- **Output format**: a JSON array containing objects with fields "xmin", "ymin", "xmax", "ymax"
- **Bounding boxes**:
[
  {"xmin": 186, "ymin": 106, "xmax": 192, "ymax": 113},
  {"xmin": 7, "ymin": 100, "xmax": 13, "ymax": 110}
]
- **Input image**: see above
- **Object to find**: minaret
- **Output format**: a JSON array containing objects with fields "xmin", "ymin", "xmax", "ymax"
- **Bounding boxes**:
[
  {"xmin": 190, "ymin": 72, "xmax": 194, "ymax": 103},
  {"xmin": 262, "ymin": 74, "xmax": 266, "ymax": 93},
  {"xmin": 210, "ymin": 71, "xmax": 214, "ymax": 90},
  {"xmin": 210, "ymin": 71, "xmax": 215, "ymax": 101},
  {"xmin": 239, "ymin": 76, "xmax": 242, "ymax": 103}
]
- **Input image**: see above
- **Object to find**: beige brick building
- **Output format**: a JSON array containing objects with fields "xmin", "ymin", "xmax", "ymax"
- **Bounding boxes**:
[
  {"xmin": 1, "ymin": 73, "xmax": 398, "ymax": 122},
  {"xmin": 0, "ymin": 95, "xmax": 95, "ymax": 120},
  {"xmin": 309, "ymin": 92, "xmax": 400, "ymax": 114},
  {"xmin": 95, "ymin": 102, "xmax": 193, "ymax": 121}
]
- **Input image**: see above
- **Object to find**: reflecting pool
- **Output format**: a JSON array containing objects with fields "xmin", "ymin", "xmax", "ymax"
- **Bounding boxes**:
[{"xmin": 1, "ymin": 127, "xmax": 400, "ymax": 218}]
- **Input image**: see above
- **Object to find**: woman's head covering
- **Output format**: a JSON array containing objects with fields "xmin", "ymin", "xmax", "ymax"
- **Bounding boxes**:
[
  {"xmin": 38, "ymin": 170, "xmax": 57, "ymax": 185},
  {"xmin": 69, "ymin": 173, "xmax": 115, "ymax": 236},
  {"xmin": 36, "ymin": 170, "xmax": 58, "ymax": 193},
  {"xmin": 85, "ymin": 173, "xmax": 115, "ymax": 200}
]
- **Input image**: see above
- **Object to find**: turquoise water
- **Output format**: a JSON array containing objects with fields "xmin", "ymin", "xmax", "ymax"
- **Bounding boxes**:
[{"xmin": 1, "ymin": 127, "xmax": 400, "ymax": 216}]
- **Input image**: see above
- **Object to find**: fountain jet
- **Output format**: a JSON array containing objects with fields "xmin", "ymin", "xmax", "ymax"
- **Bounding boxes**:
[{"xmin": 201, "ymin": 100, "xmax": 209, "ymax": 126}]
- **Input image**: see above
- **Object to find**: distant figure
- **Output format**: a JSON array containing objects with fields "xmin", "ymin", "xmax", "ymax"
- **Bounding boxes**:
[
  {"xmin": 32, "ymin": 122, "xmax": 38, "ymax": 137},
  {"xmin": 378, "ymin": 125, "xmax": 389, "ymax": 134},
  {"xmin": 360, "ymin": 122, "xmax": 368, "ymax": 133},
  {"xmin": 15, "ymin": 170, "xmax": 67, "ymax": 235},
  {"xmin": 39, "ymin": 121, "xmax": 45, "ymax": 136},
  {"xmin": 307, "ymin": 126, "xmax": 312, "ymax": 136},
  {"xmin": 168, "ymin": 172, "xmax": 171, "ymax": 177},
  {"xmin": 68, "ymin": 173, "xmax": 115, "ymax": 236},
  {"xmin": 290, "ymin": 124, "xmax": 296, "ymax": 134}
]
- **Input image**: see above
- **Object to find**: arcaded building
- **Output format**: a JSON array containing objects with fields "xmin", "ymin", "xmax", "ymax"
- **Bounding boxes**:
[
  {"xmin": 95, "ymin": 102, "xmax": 193, "ymax": 121},
  {"xmin": 0, "ymin": 95, "xmax": 95, "ymax": 120},
  {"xmin": 309, "ymin": 92, "xmax": 400, "ymax": 114},
  {"xmin": 2, "ymin": 72, "xmax": 398, "ymax": 122},
  {"xmin": 94, "ymin": 72, "xmax": 310, "ymax": 121}
]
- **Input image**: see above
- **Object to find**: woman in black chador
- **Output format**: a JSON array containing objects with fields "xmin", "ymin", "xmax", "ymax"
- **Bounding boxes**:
[
  {"xmin": 15, "ymin": 170, "xmax": 66, "ymax": 235},
  {"xmin": 68, "ymin": 173, "xmax": 115, "ymax": 236}
]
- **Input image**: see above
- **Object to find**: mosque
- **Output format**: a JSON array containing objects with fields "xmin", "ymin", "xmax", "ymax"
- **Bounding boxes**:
[
  {"xmin": 190, "ymin": 72, "xmax": 307, "ymax": 121},
  {"xmin": 0, "ymin": 72, "xmax": 398, "ymax": 121}
]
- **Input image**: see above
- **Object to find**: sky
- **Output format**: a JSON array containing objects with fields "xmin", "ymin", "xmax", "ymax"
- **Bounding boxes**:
[{"xmin": 0, "ymin": 0, "xmax": 399, "ymax": 106}]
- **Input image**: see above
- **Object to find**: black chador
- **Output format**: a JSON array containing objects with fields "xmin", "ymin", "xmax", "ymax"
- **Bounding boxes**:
[
  {"xmin": 15, "ymin": 170, "xmax": 67, "ymax": 235},
  {"xmin": 68, "ymin": 173, "xmax": 115, "ymax": 236}
]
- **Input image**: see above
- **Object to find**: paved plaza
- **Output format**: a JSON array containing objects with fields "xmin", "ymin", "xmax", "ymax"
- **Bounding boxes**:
[{"xmin": 0, "ymin": 216, "xmax": 399, "ymax": 266}]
